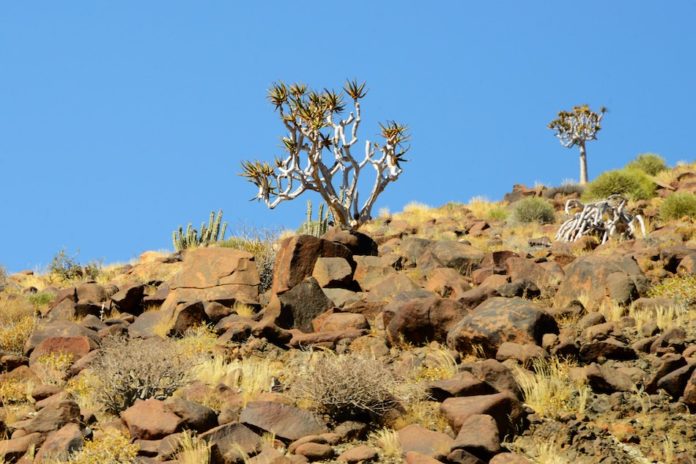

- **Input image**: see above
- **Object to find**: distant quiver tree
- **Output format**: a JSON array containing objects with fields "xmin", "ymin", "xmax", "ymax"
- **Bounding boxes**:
[
  {"xmin": 548, "ymin": 104, "xmax": 606, "ymax": 185},
  {"xmin": 241, "ymin": 80, "xmax": 409, "ymax": 229}
]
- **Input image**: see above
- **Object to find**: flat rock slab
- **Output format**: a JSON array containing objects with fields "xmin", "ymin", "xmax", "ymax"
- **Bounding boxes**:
[
  {"xmin": 200, "ymin": 422, "xmax": 261, "ymax": 463},
  {"xmin": 121, "ymin": 399, "xmax": 182, "ymax": 440},
  {"xmin": 240, "ymin": 401, "xmax": 328, "ymax": 441},
  {"xmin": 440, "ymin": 392, "xmax": 523, "ymax": 437},
  {"xmin": 398, "ymin": 424, "xmax": 454, "ymax": 460}
]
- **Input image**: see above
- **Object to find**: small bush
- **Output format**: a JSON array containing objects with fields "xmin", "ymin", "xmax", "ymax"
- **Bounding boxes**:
[
  {"xmin": 512, "ymin": 197, "xmax": 555, "ymax": 224},
  {"xmin": 583, "ymin": 168, "xmax": 656, "ymax": 201},
  {"xmin": 626, "ymin": 153, "xmax": 668, "ymax": 176},
  {"xmin": 58, "ymin": 429, "xmax": 139, "ymax": 464},
  {"xmin": 660, "ymin": 192, "xmax": 696, "ymax": 221},
  {"xmin": 28, "ymin": 291, "xmax": 55, "ymax": 308},
  {"xmin": 93, "ymin": 337, "xmax": 192, "ymax": 414},
  {"xmin": 289, "ymin": 352, "xmax": 421, "ymax": 422},
  {"xmin": 49, "ymin": 249, "xmax": 101, "ymax": 282}
]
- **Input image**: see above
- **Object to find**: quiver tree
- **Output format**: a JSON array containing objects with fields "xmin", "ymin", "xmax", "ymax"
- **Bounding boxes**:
[
  {"xmin": 241, "ymin": 80, "xmax": 409, "ymax": 229},
  {"xmin": 548, "ymin": 104, "xmax": 606, "ymax": 185}
]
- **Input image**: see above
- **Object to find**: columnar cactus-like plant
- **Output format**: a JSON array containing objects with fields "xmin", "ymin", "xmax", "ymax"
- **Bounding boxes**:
[
  {"xmin": 241, "ymin": 80, "xmax": 409, "ymax": 229},
  {"xmin": 548, "ymin": 104, "xmax": 606, "ymax": 185},
  {"xmin": 172, "ymin": 210, "xmax": 228, "ymax": 251},
  {"xmin": 298, "ymin": 200, "xmax": 331, "ymax": 237}
]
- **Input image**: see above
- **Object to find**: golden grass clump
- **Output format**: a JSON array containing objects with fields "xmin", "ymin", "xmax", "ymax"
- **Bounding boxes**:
[
  {"xmin": 369, "ymin": 428, "xmax": 402, "ymax": 461},
  {"xmin": 648, "ymin": 274, "xmax": 696, "ymax": 306},
  {"xmin": 192, "ymin": 355, "xmax": 279, "ymax": 406},
  {"xmin": 511, "ymin": 357, "xmax": 591, "ymax": 418},
  {"xmin": 33, "ymin": 351, "xmax": 75, "ymax": 386},
  {"xmin": 176, "ymin": 324, "xmax": 220, "ymax": 358},
  {"xmin": 409, "ymin": 346, "xmax": 458, "ymax": 382},
  {"xmin": 0, "ymin": 293, "xmax": 36, "ymax": 353},
  {"xmin": 175, "ymin": 430, "xmax": 211, "ymax": 464},
  {"xmin": 467, "ymin": 196, "xmax": 509, "ymax": 221},
  {"xmin": 51, "ymin": 429, "xmax": 139, "ymax": 464}
]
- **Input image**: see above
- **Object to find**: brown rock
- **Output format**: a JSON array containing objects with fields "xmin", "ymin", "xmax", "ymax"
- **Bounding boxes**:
[
  {"xmin": 312, "ymin": 311, "xmax": 368, "ymax": 332},
  {"xmin": 312, "ymin": 257, "xmax": 354, "ymax": 289},
  {"xmin": 579, "ymin": 338, "xmax": 637, "ymax": 362},
  {"xmin": 165, "ymin": 397, "xmax": 217, "ymax": 433},
  {"xmin": 489, "ymin": 453, "xmax": 531, "ymax": 463},
  {"xmin": 398, "ymin": 424, "xmax": 454, "ymax": 460},
  {"xmin": 405, "ymin": 451, "xmax": 447, "ymax": 463},
  {"xmin": 110, "ymin": 283, "xmax": 146, "ymax": 315},
  {"xmin": 294, "ymin": 442, "xmax": 334, "ymax": 461},
  {"xmin": 29, "ymin": 336, "xmax": 95, "ymax": 367},
  {"xmin": 447, "ymin": 297, "xmax": 558, "ymax": 357},
  {"xmin": 582, "ymin": 363, "xmax": 634, "ymax": 393},
  {"xmin": 337, "ymin": 445, "xmax": 378, "ymax": 463},
  {"xmin": 128, "ymin": 309, "xmax": 174, "ymax": 338},
  {"xmin": 0, "ymin": 433, "xmax": 44, "ymax": 463},
  {"xmin": 440, "ymin": 392, "xmax": 523, "ymax": 436},
  {"xmin": 452, "ymin": 414, "xmax": 500, "ymax": 460},
  {"xmin": 352, "ymin": 256, "xmax": 397, "ymax": 292},
  {"xmin": 496, "ymin": 342, "xmax": 547, "ymax": 366},
  {"xmin": 200, "ymin": 422, "xmax": 261, "ymax": 464},
  {"xmin": 121, "ymin": 399, "xmax": 182, "ymax": 440},
  {"xmin": 416, "ymin": 241, "xmax": 485, "ymax": 275},
  {"xmin": 465, "ymin": 359, "xmax": 521, "ymax": 397},
  {"xmin": 366, "ymin": 274, "xmax": 420, "ymax": 302},
  {"xmin": 683, "ymin": 369, "xmax": 696, "ymax": 409},
  {"xmin": 272, "ymin": 235, "xmax": 354, "ymax": 295},
  {"xmin": 33, "ymin": 423, "xmax": 83, "ymax": 463},
  {"xmin": 385, "ymin": 292, "xmax": 467, "ymax": 345},
  {"xmin": 23, "ymin": 400, "xmax": 81, "ymax": 434},
  {"xmin": 427, "ymin": 371, "xmax": 496, "ymax": 401},
  {"xmin": 656, "ymin": 362, "xmax": 696, "ymax": 399},
  {"xmin": 240, "ymin": 402, "xmax": 327, "ymax": 441},
  {"xmin": 276, "ymin": 278, "xmax": 334, "ymax": 332},
  {"xmin": 425, "ymin": 268, "xmax": 472, "ymax": 300},
  {"xmin": 322, "ymin": 228, "xmax": 378, "ymax": 257},
  {"xmin": 24, "ymin": 321, "xmax": 99, "ymax": 356}
]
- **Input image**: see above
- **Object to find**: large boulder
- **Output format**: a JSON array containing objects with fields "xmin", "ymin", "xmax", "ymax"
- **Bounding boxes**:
[
  {"xmin": 121, "ymin": 399, "xmax": 182, "ymax": 440},
  {"xmin": 239, "ymin": 401, "xmax": 328, "ymax": 441},
  {"xmin": 383, "ymin": 291, "xmax": 467, "ymax": 345},
  {"xmin": 272, "ymin": 235, "xmax": 354, "ymax": 295},
  {"xmin": 554, "ymin": 254, "xmax": 648, "ymax": 311},
  {"xmin": 275, "ymin": 277, "xmax": 335, "ymax": 332},
  {"xmin": 161, "ymin": 248, "xmax": 260, "ymax": 312},
  {"xmin": 322, "ymin": 228, "xmax": 378, "ymax": 256},
  {"xmin": 417, "ymin": 241, "xmax": 485, "ymax": 275},
  {"xmin": 447, "ymin": 297, "xmax": 558, "ymax": 356}
]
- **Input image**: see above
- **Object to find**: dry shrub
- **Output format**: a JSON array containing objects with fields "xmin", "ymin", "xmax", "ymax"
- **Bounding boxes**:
[
  {"xmin": 0, "ymin": 293, "xmax": 36, "ymax": 353},
  {"xmin": 93, "ymin": 336, "xmax": 192, "ymax": 414},
  {"xmin": 289, "ymin": 352, "xmax": 421, "ymax": 422},
  {"xmin": 512, "ymin": 197, "xmax": 555, "ymax": 224},
  {"xmin": 512, "ymin": 357, "xmax": 590, "ymax": 418}
]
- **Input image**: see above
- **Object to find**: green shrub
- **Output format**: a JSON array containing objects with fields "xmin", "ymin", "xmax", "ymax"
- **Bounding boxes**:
[
  {"xmin": 583, "ymin": 168, "xmax": 656, "ymax": 201},
  {"xmin": 660, "ymin": 192, "xmax": 696, "ymax": 221},
  {"xmin": 512, "ymin": 197, "xmax": 556, "ymax": 224},
  {"xmin": 28, "ymin": 291, "xmax": 55, "ymax": 308},
  {"xmin": 49, "ymin": 249, "xmax": 101, "ymax": 282},
  {"xmin": 625, "ymin": 153, "xmax": 668, "ymax": 176}
]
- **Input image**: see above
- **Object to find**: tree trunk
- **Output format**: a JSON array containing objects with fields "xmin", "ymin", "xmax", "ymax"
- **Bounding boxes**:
[{"xmin": 579, "ymin": 142, "xmax": 588, "ymax": 185}]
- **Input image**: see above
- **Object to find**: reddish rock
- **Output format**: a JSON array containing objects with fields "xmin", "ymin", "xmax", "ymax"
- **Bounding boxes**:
[
  {"xmin": 466, "ymin": 359, "xmax": 521, "ymax": 397},
  {"xmin": 440, "ymin": 392, "xmax": 523, "ymax": 436},
  {"xmin": 554, "ymin": 254, "xmax": 647, "ymax": 311},
  {"xmin": 121, "ymin": 399, "xmax": 182, "ymax": 440},
  {"xmin": 200, "ymin": 422, "xmax": 261, "ymax": 463},
  {"xmin": 110, "ymin": 283, "xmax": 146, "ymax": 315},
  {"xmin": 337, "ymin": 445, "xmax": 378, "ymax": 463},
  {"xmin": 683, "ymin": 369, "xmax": 696, "ymax": 409},
  {"xmin": 322, "ymin": 228, "xmax": 378, "ymax": 257},
  {"xmin": 272, "ymin": 235, "xmax": 354, "ymax": 295},
  {"xmin": 495, "ymin": 342, "xmax": 547, "ymax": 366},
  {"xmin": 489, "ymin": 453, "xmax": 532, "ymax": 463},
  {"xmin": 33, "ymin": 423, "xmax": 83, "ymax": 462},
  {"xmin": 425, "ymin": 268, "xmax": 472, "ymax": 300},
  {"xmin": 416, "ymin": 241, "xmax": 485, "ymax": 274},
  {"xmin": 24, "ymin": 321, "xmax": 99, "ymax": 356},
  {"xmin": 294, "ymin": 442, "xmax": 334, "ymax": 461},
  {"xmin": 452, "ymin": 414, "xmax": 500, "ymax": 460},
  {"xmin": 0, "ymin": 433, "xmax": 44, "ymax": 463},
  {"xmin": 240, "ymin": 401, "xmax": 328, "ymax": 441},
  {"xmin": 656, "ymin": 362, "xmax": 696, "ymax": 399},
  {"xmin": 366, "ymin": 274, "xmax": 420, "ymax": 302},
  {"xmin": 22, "ymin": 400, "xmax": 81, "ymax": 434},
  {"xmin": 128, "ymin": 309, "xmax": 174, "ymax": 338},
  {"xmin": 405, "ymin": 451, "xmax": 447, "ymax": 463},
  {"xmin": 353, "ymin": 255, "xmax": 398, "ymax": 292},
  {"xmin": 580, "ymin": 364, "xmax": 634, "ymax": 393},
  {"xmin": 385, "ymin": 292, "xmax": 467, "ymax": 345},
  {"xmin": 29, "ymin": 336, "xmax": 95, "ymax": 367},
  {"xmin": 397, "ymin": 424, "xmax": 454, "ymax": 460},
  {"xmin": 447, "ymin": 297, "xmax": 558, "ymax": 357},
  {"xmin": 579, "ymin": 338, "xmax": 637, "ymax": 362},
  {"xmin": 504, "ymin": 257, "xmax": 563, "ymax": 294},
  {"xmin": 289, "ymin": 328, "xmax": 367, "ymax": 348},
  {"xmin": 312, "ymin": 311, "xmax": 368, "ymax": 332},
  {"xmin": 165, "ymin": 397, "xmax": 217, "ymax": 433},
  {"xmin": 276, "ymin": 278, "xmax": 334, "ymax": 332},
  {"xmin": 312, "ymin": 257, "xmax": 354, "ymax": 289},
  {"xmin": 427, "ymin": 371, "xmax": 496, "ymax": 401}
]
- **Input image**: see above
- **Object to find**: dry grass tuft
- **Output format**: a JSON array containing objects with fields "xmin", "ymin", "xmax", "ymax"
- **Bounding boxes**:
[
  {"xmin": 512, "ymin": 357, "xmax": 591, "ymax": 418},
  {"xmin": 32, "ymin": 351, "xmax": 75, "ymax": 386},
  {"xmin": 369, "ymin": 428, "xmax": 402, "ymax": 461},
  {"xmin": 175, "ymin": 430, "xmax": 211, "ymax": 464},
  {"xmin": 176, "ymin": 324, "xmax": 220, "ymax": 358},
  {"xmin": 0, "ymin": 294, "xmax": 36, "ymax": 353},
  {"xmin": 193, "ymin": 355, "xmax": 279, "ymax": 406},
  {"xmin": 49, "ymin": 429, "xmax": 139, "ymax": 464}
]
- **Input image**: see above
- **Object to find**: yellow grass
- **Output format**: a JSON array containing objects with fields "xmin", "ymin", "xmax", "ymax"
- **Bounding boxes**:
[
  {"xmin": 49, "ymin": 429, "xmax": 139, "ymax": 464},
  {"xmin": 370, "ymin": 428, "xmax": 402, "ymax": 460},
  {"xmin": 175, "ymin": 430, "xmax": 211, "ymax": 464},
  {"xmin": 410, "ymin": 345, "xmax": 458, "ymax": 382},
  {"xmin": 192, "ymin": 355, "xmax": 279, "ymax": 406},
  {"xmin": 511, "ymin": 357, "xmax": 591, "ymax": 418},
  {"xmin": 0, "ymin": 294, "xmax": 36, "ymax": 353},
  {"xmin": 33, "ymin": 351, "xmax": 75, "ymax": 386},
  {"xmin": 467, "ymin": 196, "xmax": 509, "ymax": 221},
  {"xmin": 176, "ymin": 325, "xmax": 219, "ymax": 358},
  {"xmin": 234, "ymin": 302, "xmax": 256, "ymax": 318}
]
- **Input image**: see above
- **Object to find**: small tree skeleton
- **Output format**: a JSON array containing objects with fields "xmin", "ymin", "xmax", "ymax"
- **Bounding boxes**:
[
  {"xmin": 548, "ymin": 104, "xmax": 606, "ymax": 185},
  {"xmin": 555, "ymin": 194, "xmax": 646, "ymax": 244},
  {"xmin": 241, "ymin": 80, "xmax": 409, "ymax": 229}
]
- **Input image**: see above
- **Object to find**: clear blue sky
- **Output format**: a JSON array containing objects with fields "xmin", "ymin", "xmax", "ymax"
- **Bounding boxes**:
[{"xmin": 1, "ymin": 2, "xmax": 695, "ymax": 272}]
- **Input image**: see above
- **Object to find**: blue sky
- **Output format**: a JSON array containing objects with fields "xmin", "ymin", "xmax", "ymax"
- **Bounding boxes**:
[{"xmin": 1, "ymin": 1, "xmax": 695, "ymax": 272}]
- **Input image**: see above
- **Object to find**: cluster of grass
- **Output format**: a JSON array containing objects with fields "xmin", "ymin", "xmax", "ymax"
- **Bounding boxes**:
[
  {"xmin": 660, "ymin": 192, "xmax": 696, "ymax": 221},
  {"xmin": 467, "ymin": 196, "xmax": 508, "ymax": 221},
  {"xmin": 625, "ymin": 153, "xmax": 668, "ymax": 176},
  {"xmin": 192, "ymin": 355, "xmax": 279, "ymax": 407},
  {"xmin": 46, "ymin": 429, "xmax": 139, "ymax": 464},
  {"xmin": 220, "ymin": 227, "xmax": 278, "ymax": 293},
  {"xmin": 583, "ymin": 168, "xmax": 656, "ymax": 201},
  {"xmin": 511, "ymin": 357, "xmax": 591, "ymax": 418},
  {"xmin": 33, "ymin": 351, "xmax": 75, "ymax": 386},
  {"xmin": 0, "ymin": 293, "xmax": 36, "ymax": 353},
  {"xmin": 48, "ymin": 249, "xmax": 101, "ymax": 284},
  {"xmin": 175, "ymin": 324, "xmax": 220, "ymax": 358},
  {"xmin": 369, "ymin": 428, "xmax": 403, "ymax": 463},
  {"xmin": 648, "ymin": 274, "xmax": 696, "ymax": 306},
  {"xmin": 174, "ymin": 430, "xmax": 211, "ymax": 464},
  {"xmin": 512, "ymin": 197, "xmax": 555, "ymax": 224}
]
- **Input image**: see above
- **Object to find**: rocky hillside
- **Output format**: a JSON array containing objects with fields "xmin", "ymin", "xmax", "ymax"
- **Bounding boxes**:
[{"xmin": 1, "ymin": 163, "xmax": 695, "ymax": 464}]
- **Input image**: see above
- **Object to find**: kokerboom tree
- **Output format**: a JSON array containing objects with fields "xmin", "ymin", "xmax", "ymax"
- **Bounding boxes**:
[
  {"xmin": 548, "ymin": 104, "xmax": 606, "ymax": 185},
  {"xmin": 241, "ymin": 80, "xmax": 409, "ymax": 229}
]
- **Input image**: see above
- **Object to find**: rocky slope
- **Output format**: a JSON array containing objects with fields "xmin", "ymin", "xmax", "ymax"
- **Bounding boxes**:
[{"xmin": 1, "ymin": 167, "xmax": 695, "ymax": 464}]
